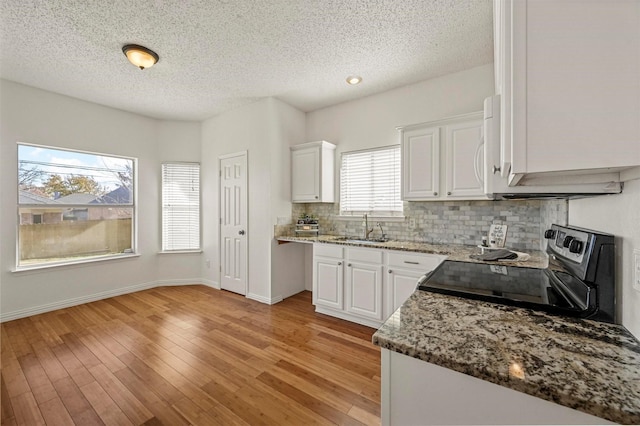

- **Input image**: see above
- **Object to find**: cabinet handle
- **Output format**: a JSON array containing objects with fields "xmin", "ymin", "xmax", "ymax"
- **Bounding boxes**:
[
  {"xmin": 404, "ymin": 261, "xmax": 419, "ymax": 265},
  {"xmin": 315, "ymin": 195, "xmax": 319, "ymax": 199},
  {"xmin": 474, "ymin": 137, "xmax": 484, "ymax": 185},
  {"xmin": 492, "ymin": 165, "xmax": 501, "ymax": 175},
  {"xmin": 388, "ymin": 270, "xmax": 393, "ymax": 274},
  {"xmin": 433, "ymin": 192, "xmax": 438, "ymax": 196},
  {"xmin": 447, "ymin": 192, "xmax": 451, "ymax": 196},
  {"xmin": 348, "ymin": 263, "xmax": 352, "ymax": 267},
  {"xmin": 338, "ymin": 262, "xmax": 342, "ymax": 265}
]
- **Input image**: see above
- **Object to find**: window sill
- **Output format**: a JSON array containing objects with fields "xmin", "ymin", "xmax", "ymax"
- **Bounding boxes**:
[
  {"xmin": 158, "ymin": 250, "xmax": 203, "ymax": 254},
  {"xmin": 333, "ymin": 215, "xmax": 406, "ymax": 223},
  {"xmin": 13, "ymin": 253, "xmax": 141, "ymax": 274}
]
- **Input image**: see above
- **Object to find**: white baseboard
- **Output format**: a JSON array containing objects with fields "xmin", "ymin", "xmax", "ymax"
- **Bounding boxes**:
[
  {"xmin": 200, "ymin": 279, "xmax": 220, "ymax": 289},
  {"xmin": 0, "ymin": 280, "xmax": 156, "ymax": 323},
  {"xmin": 156, "ymin": 278, "xmax": 208, "ymax": 287},
  {"xmin": 246, "ymin": 292, "xmax": 283, "ymax": 305},
  {"xmin": 0, "ymin": 278, "xmax": 221, "ymax": 323}
]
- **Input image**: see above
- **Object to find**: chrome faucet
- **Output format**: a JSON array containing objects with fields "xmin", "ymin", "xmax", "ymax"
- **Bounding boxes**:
[
  {"xmin": 377, "ymin": 222, "xmax": 385, "ymax": 241},
  {"xmin": 364, "ymin": 214, "xmax": 374, "ymax": 240}
]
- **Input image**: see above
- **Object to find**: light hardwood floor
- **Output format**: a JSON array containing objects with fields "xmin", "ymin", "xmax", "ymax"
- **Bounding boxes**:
[{"xmin": 1, "ymin": 286, "xmax": 381, "ymax": 425}]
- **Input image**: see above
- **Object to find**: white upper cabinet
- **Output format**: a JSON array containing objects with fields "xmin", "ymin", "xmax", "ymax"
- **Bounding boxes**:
[
  {"xmin": 401, "ymin": 113, "xmax": 486, "ymax": 201},
  {"xmin": 291, "ymin": 141, "xmax": 336, "ymax": 203},
  {"xmin": 402, "ymin": 126, "xmax": 440, "ymax": 199},
  {"xmin": 495, "ymin": 0, "xmax": 640, "ymax": 184},
  {"xmin": 444, "ymin": 120, "xmax": 485, "ymax": 198}
]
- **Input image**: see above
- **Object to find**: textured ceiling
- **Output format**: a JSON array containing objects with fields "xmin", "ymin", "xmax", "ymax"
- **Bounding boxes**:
[{"xmin": 0, "ymin": 0, "xmax": 493, "ymax": 121}]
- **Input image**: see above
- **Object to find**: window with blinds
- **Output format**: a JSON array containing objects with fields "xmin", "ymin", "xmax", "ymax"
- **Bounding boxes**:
[
  {"xmin": 340, "ymin": 145, "xmax": 402, "ymax": 216},
  {"xmin": 162, "ymin": 163, "xmax": 201, "ymax": 251}
]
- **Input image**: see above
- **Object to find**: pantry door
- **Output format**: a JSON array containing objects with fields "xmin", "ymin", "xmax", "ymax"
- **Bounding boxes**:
[{"xmin": 219, "ymin": 151, "xmax": 248, "ymax": 295}]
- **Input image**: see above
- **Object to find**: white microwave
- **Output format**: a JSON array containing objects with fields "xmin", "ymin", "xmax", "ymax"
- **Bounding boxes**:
[{"xmin": 482, "ymin": 95, "xmax": 621, "ymax": 199}]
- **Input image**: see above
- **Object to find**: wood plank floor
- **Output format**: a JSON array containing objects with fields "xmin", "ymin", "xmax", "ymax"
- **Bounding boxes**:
[{"xmin": 1, "ymin": 286, "xmax": 381, "ymax": 425}]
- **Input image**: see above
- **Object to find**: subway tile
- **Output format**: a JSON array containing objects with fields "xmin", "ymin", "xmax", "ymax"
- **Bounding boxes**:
[{"xmin": 283, "ymin": 199, "xmax": 568, "ymax": 251}]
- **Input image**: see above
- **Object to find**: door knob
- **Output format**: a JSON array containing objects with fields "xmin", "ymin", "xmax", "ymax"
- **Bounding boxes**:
[{"xmin": 238, "ymin": 230, "xmax": 245, "ymax": 235}]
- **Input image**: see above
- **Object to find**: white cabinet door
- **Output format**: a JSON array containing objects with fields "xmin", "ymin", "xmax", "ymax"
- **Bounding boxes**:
[
  {"xmin": 402, "ymin": 126, "xmax": 440, "ymax": 200},
  {"xmin": 503, "ymin": 0, "xmax": 640, "ymax": 180},
  {"xmin": 291, "ymin": 147, "xmax": 320, "ymax": 202},
  {"xmin": 387, "ymin": 268, "xmax": 424, "ymax": 315},
  {"xmin": 345, "ymin": 261, "xmax": 383, "ymax": 321},
  {"xmin": 313, "ymin": 256, "xmax": 343, "ymax": 310},
  {"xmin": 444, "ymin": 120, "xmax": 484, "ymax": 198},
  {"xmin": 385, "ymin": 251, "xmax": 445, "ymax": 317},
  {"xmin": 291, "ymin": 141, "xmax": 336, "ymax": 203}
]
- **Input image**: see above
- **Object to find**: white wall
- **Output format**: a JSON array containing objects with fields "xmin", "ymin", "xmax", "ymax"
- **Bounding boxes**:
[
  {"xmin": 270, "ymin": 100, "xmax": 307, "ymax": 301},
  {"xmin": 0, "ymin": 80, "xmax": 202, "ymax": 320},
  {"xmin": 156, "ymin": 120, "xmax": 203, "ymax": 284},
  {"xmin": 569, "ymin": 179, "xmax": 640, "ymax": 338},
  {"xmin": 306, "ymin": 64, "xmax": 494, "ymax": 154},
  {"xmin": 201, "ymin": 97, "xmax": 306, "ymax": 303}
]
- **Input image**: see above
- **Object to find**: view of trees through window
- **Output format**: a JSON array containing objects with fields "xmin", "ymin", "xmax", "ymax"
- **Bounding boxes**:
[{"xmin": 17, "ymin": 144, "xmax": 135, "ymax": 267}]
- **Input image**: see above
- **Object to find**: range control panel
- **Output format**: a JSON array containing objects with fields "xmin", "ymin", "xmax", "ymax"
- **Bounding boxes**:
[{"xmin": 544, "ymin": 225, "xmax": 590, "ymax": 264}]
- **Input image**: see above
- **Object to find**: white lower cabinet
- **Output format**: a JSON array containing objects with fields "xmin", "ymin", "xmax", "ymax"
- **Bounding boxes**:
[
  {"xmin": 345, "ymin": 249, "xmax": 384, "ymax": 321},
  {"xmin": 381, "ymin": 349, "xmax": 612, "ymax": 425},
  {"xmin": 386, "ymin": 269, "xmax": 425, "ymax": 314},
  {"xmin": 312, "ymin": 244, "xmax": 445, "ymax": 327},
  {"xmin": 386, "ymin": 251, "xmax": 446, "ymax": 315},
  {"xmin": 312, "ymin": 244, "xmax": 344, "ymax": 310},
  {"xmin": 314, "ymin": 257, "xmax": 344, "ymax": 310}
]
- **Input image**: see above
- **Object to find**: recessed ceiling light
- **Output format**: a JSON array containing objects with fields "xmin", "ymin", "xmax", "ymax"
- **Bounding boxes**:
[
  {"xmin": 122, "ymin": 44, "xmax": 159, "ymax": 70},
  {"xmin": 346, "ymin": 75, "xmax": 362, "ymax": 85}
]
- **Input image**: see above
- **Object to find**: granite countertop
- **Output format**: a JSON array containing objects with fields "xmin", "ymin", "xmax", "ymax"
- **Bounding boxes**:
[
  {"xmin": 276, "ymin": 235, "xmax": 548, "ymax": 269},
  {"xmin": 372, "ymin": 290, "xmax": 640, "ymax": 424}
]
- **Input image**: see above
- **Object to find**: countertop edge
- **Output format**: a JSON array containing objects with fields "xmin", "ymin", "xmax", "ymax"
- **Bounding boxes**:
[
  {"xmin": 276, "ymin": 235, "xmax": 548, "ymax": 268},
  {"xmin": 372, "ymin": 291, "xmax": 640, "ymax": 425},
  {"xmin": 372, "ymin": 334, "xmax": 633, "ymax": 424}
]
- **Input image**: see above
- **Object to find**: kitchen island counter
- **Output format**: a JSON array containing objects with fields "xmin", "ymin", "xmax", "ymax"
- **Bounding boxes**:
[{"xmin": 372, "ymin": 289, "xmax": 640, "ymax": 424}]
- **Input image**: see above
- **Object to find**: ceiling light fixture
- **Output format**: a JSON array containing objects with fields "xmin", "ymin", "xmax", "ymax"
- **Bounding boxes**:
[
  {"xmin": 346, "ymin": 75, "xmax": 362, "ymax": 85},
  {"xmin": 122, "ymin": 44, "xmax": 159, "ymax": 70}
]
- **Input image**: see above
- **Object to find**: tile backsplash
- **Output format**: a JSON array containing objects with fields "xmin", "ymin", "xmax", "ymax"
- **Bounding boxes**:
[{"xmin": 283, "ymin": 199, "xmax": 568, "ymax": 251}]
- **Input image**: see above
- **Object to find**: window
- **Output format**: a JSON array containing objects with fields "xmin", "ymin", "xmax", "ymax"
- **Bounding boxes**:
[
  {"xmin": 17, "ymin": 143, "xmax": 135, "ymax": 268},
  {"xmin": 161, "ymin": 163, "xmax": 201, "ymax": 251},
  {"xmin": 340, "ymin": 145, "xmax": 402, "ymax": 216}
]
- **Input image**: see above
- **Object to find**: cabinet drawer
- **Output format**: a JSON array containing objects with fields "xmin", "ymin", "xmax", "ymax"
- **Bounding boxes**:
[
  {"xmin": 387, "ymin": 251, "xmax": 445, "ymax": 271},
  {"xmin": 347, "ymin": 247, "xmax": 383, "ymax": 264},
  {"xmin": 314, "ymin": 243, "xmax": 343, "ymax": 259}
]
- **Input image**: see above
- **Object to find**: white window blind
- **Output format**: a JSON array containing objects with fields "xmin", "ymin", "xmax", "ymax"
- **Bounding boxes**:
[
  {"xmin": 162, "ymin": 163, "xmax": 201, "ymax": 251},
  {"xmin": 340, "ymin": 145, "xmax": 402, "ymax": 215}
]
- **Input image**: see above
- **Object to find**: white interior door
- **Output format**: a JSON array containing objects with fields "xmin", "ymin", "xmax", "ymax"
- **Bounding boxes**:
[{"xmin": 219, "ymin": 152, "xmax": 248, "ymax": 295}]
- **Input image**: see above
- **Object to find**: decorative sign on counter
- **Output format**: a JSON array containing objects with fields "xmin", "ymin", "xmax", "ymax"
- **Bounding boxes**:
[{"xmin": 489, "ymin": 224, "xmax": 507, "ymax": 248}]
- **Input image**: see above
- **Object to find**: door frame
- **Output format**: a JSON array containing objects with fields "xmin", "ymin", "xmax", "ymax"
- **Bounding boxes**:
[{"xmin": 218, "ymin": 150, "xmax": 248, "ymax": 296}]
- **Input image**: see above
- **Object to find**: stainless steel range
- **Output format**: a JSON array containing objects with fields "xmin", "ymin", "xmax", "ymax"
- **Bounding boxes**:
[{"xmin": 417, "ymin": 224, "xmax": 616, "ymax": 323}]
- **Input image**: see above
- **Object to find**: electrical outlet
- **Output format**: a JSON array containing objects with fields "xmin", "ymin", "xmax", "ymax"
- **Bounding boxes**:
[
  {"xmin": 634, "ymin": 249, "xmax": 640, "ymax": 292},
  {"xmin": 206, "ymin": 259, "xmax": 211, "ymax": 269},
  {"xmin": 408, "ymin": 217, "xmax": 416, "ymax": 230}
]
